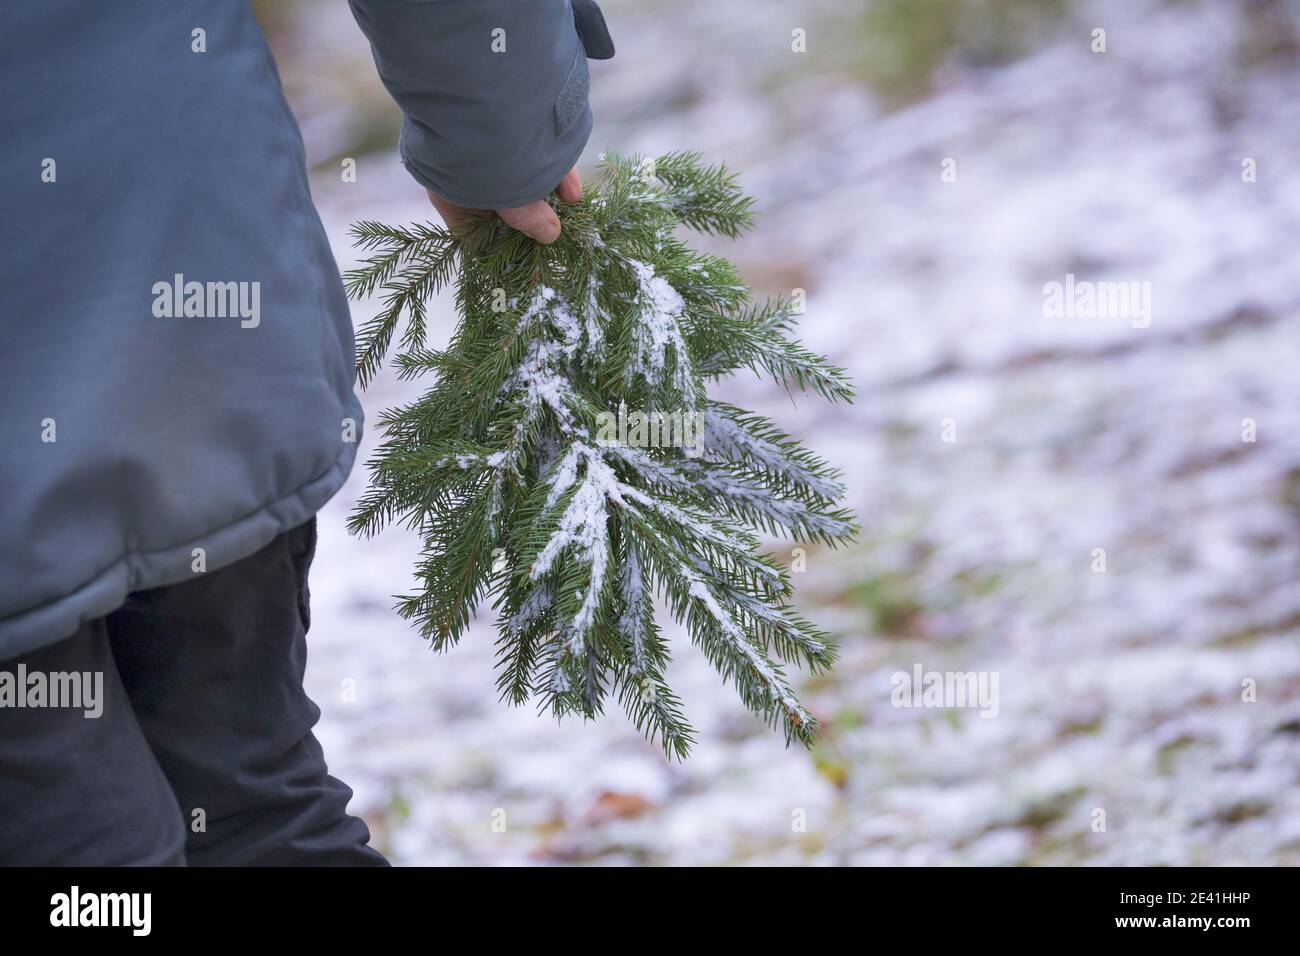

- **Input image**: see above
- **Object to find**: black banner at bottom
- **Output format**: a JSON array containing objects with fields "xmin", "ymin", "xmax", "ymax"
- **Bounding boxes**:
[{"xmin": 0, "ymin": 865, "xmax": 1278, "ymax": 940}]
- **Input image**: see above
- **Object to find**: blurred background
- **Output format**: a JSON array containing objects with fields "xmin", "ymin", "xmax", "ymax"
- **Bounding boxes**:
[{"xmin": 259, "ymin": 0, "xmax": 1300, "ymax": 864}]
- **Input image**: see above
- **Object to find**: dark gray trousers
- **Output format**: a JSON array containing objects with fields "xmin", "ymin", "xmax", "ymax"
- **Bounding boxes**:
[{"xmin": 0, "ymin": 519, "xmax": 387, "ymax": 866}]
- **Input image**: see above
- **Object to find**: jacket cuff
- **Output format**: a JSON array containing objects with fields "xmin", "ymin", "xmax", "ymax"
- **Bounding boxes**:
[
  {"xmin": 350, "ymin": 0, "xmax": 610, "ymax": 210},
  {"xmin": 400, "ymin": 95, "xmax": 593, "ymax": 209}
]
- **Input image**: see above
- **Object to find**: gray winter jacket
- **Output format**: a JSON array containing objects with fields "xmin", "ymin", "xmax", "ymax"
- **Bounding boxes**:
[{"xmin": 0, "ymin": 0, "xmax": 610, "ymax": 659}]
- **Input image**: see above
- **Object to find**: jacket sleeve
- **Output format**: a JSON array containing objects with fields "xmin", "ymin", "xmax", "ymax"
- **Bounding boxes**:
[{"xmin": 348, "ymin": 0, "xmax": 599, "ymax": 209}]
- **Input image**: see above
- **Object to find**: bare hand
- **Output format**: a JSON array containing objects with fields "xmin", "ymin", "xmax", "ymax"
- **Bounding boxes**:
[{"xmin": 427, "ymin": 167, "xmax": 582, "ymax": 244}]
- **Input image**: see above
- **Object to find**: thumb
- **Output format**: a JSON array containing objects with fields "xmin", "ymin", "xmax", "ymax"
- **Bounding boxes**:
[{"xmin": 497, "ymin": 200, "xmax": 562, "ymax": 245}]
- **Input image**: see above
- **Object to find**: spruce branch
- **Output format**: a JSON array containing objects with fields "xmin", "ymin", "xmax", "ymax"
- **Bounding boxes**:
[{"xmin": 347, "ymin": 152, "xmax": 857, "ymax": 756}]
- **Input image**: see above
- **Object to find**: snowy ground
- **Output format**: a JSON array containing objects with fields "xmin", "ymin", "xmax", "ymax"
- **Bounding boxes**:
[{"xmin": 278, "ymin": 0, "xmax": 1300, "ymax": 864}]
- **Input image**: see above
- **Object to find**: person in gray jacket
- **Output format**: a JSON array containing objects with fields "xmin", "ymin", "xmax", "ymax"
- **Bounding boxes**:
[{"xmin": 0, "ymin": 0, "xmax": 612, "ymax": 865}]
